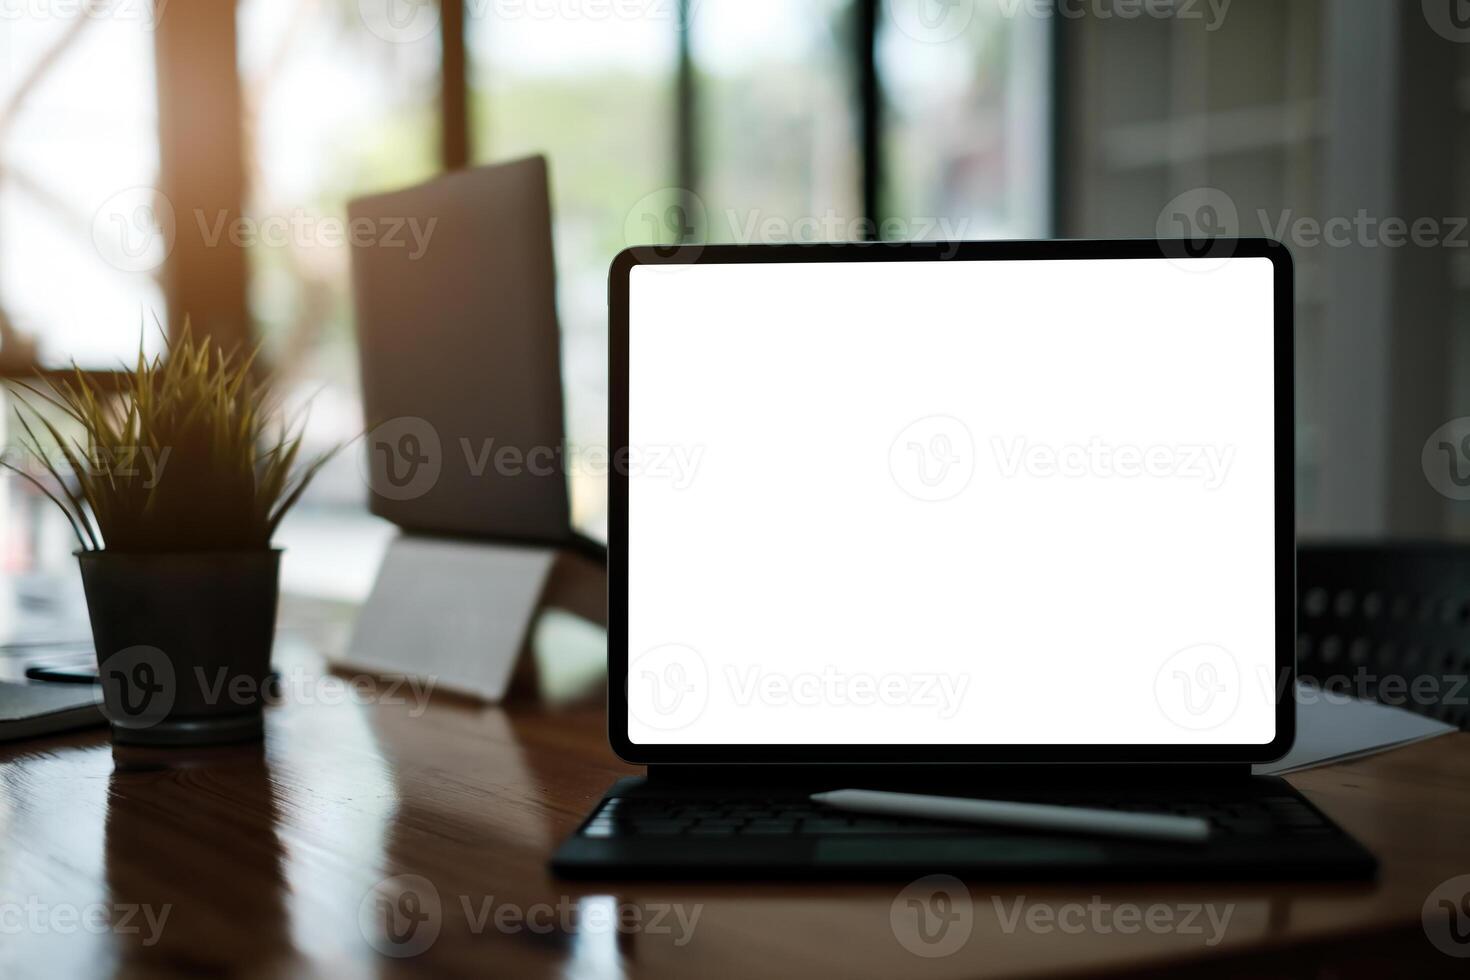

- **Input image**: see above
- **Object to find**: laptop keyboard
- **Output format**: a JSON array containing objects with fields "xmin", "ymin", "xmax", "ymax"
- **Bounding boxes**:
[{"xmin": 580, "ymin": 794, "xmax": 1337, "ymax": 840}]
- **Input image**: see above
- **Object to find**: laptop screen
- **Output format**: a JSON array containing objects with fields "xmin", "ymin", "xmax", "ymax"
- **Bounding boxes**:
[{"xmin": 620, "ymin": 248, "xmax": 1285, "ymax": 757}]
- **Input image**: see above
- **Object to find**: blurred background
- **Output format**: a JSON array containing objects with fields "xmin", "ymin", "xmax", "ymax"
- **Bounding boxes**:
[{"xmin": 1, "ymin": 0, "xmax": 1467, "ymax": 599}]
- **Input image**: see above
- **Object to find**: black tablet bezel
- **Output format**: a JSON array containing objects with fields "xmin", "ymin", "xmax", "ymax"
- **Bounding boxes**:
[{"xmin": 608, "ymin": 238, "xmax": 1295, "ymax": 765}]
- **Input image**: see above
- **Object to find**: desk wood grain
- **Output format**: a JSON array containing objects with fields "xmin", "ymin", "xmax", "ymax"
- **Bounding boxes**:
[{"xmin": 2, "ymin": 641, "xmax": 1468, "ymax": 978}]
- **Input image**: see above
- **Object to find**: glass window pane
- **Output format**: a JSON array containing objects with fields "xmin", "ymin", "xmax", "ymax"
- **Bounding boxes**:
[
  {"xmin": 236, "ymin": 0, "xmax": 441, "ymax": 511},
  {"xmin": 469, "ymin": 6, "xmax": 678, "ymax": 541},
  {"xmin": 879, "ymin": 0, "xmax": 1052, "ymax": 239},
  {"xmin": 692, "ymin": 0, "xmax": 862, "ymax": 240},
  {"xmin": 0, "ymin": 11, "xmax": 162, "ymax": 368}
]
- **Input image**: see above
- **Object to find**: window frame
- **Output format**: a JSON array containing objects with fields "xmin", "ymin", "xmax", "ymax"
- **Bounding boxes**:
[{"xmin": 2, "ymin": 0, "xmax": 1061, "ymax": 373}]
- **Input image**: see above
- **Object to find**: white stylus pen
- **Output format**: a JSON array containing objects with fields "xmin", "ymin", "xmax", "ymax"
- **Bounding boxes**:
[{"xmin": 810, "ymin": 789, "xmax": 1212, "ymax": 844}]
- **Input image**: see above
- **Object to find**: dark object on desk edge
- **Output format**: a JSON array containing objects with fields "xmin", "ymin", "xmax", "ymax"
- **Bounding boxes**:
[
  {"xmin": 78, "ymin": 550, "xmax": 280, "ymax": 747},
  {"xmin": 0, "ymin": 680, "xmax": 105, "ymax": 741},
  {"xmin": 25, "ymin": 662, "xmax": 285, "ymax": 691},
  {"xmin": 24, "ymin": 662, "xmax": 101, "ymax": 684},
  {"xmin": 552, "ymin": 773, "xmax": 1377, "ymax": 880}
]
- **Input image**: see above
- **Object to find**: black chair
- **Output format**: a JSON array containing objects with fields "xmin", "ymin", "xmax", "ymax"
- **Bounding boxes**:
[{"xmin": 1296, "ymin": 542, "xmax": 1470, "ymax": 731}]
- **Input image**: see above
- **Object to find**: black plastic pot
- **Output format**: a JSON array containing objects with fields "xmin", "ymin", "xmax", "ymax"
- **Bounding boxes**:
[{"xmin": 77, "ymin": 549, "xmax": 281, "ymax": 746}]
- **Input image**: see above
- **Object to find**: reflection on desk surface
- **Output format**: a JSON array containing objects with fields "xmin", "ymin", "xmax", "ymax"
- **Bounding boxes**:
[{"xmin": 0, "ymin": 634, "xmax": 1468, "ymax": 978}]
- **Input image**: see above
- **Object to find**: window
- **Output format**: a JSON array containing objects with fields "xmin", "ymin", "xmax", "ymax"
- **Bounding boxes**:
[
  {"xmin": 236, "ymin": 0, "xmax": 441, "ymax": 511},
  {"xmin": 0, "ymin": 9, "xmax": 163, "ymax": 369},
  {"xmin": 469, "ymin": 4, "xmax": 678, "ymax": 540},
  {"xmin": 693, "ymin": 0, "xmax": 861, "ymax": 239},
  {"xmin": 879, "ymin": 0, "xmax": 1052, "ymax": 239}
]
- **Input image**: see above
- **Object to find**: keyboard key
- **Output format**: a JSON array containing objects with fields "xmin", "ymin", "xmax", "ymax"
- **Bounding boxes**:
[
  {"xmin": 848, "ymin": 820, "xmax": 906, "ymax": 831},
  {"xmin": 628, "ymin": 820, "xmax": 693, "ymax": 835}
]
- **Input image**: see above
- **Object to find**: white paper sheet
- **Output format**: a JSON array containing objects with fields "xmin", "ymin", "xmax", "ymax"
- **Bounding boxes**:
[
  {"xmin": 1253, "ymin": 683, "xmax": 1457, "ymax": 775},
  {"xmin": 339, "ymin": 535, "xmax": 557, "ymax": 701}
]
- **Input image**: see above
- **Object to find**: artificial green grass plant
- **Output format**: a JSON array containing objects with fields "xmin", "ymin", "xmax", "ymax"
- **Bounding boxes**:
[{"xmin": 1, "ymin": 325, "xmax": 337, "ymax": 552}]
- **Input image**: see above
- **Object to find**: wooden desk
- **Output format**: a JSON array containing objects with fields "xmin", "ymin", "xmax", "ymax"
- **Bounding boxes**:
[{"xmin": 2, "ymin": 635, "xmax": 1469, "ymax": 977}]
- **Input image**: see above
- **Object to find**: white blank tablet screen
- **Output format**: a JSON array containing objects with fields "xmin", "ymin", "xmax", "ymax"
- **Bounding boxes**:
[{"xmin": 627, "ymin": 257, "xmax": 1277, "ymax": 746}]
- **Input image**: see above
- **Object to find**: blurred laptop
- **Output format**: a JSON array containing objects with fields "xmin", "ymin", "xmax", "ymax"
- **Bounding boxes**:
[{"xmin": 348, "ymin": 155, "xmax": 602, "ymax": 559}]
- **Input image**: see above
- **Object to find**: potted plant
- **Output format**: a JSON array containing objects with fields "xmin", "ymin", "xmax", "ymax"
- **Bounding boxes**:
[{"xmin": 1, "ymin": 326, "xmax": 337, "ymax": 745}]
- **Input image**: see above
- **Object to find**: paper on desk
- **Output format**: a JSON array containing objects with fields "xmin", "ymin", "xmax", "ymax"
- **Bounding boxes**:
[
  {"xmin": 339, "ymin": 535, "xmax": 558, "ymax": 701},
  {"xmin": 1252, "ymin": 683, "xmax": 1456, "ymax": 776}
]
